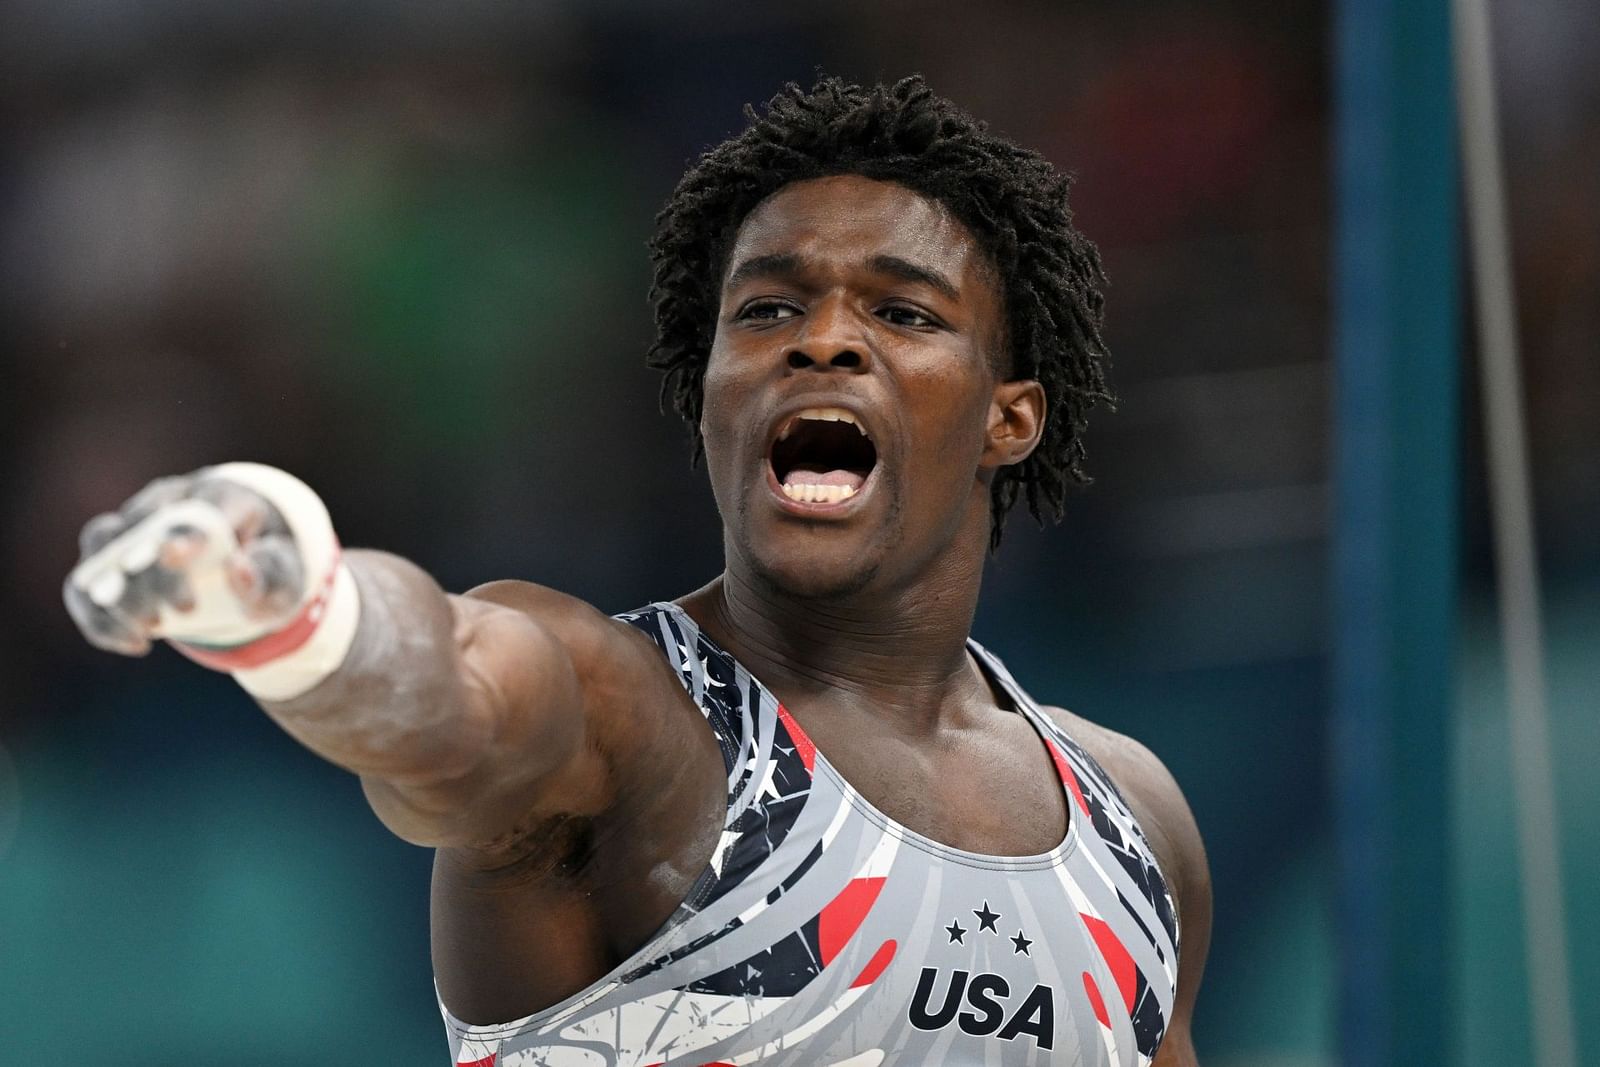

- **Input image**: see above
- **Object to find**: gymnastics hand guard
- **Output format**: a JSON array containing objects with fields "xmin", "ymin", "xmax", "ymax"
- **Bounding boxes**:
[{"xmin": 65, "ymin": 463, "xmax": 360, "ymax": 700}]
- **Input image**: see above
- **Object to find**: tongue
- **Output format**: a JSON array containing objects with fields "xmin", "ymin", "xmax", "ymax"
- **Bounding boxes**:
[{"xmin": 782, "ymin": 467, "xmax": 866, "ymax": 490}]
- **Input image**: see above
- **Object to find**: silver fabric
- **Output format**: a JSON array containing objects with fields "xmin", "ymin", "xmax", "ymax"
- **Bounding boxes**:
[{"xmin": 439, "ymin": 603, "xmax": 1179, "ymax": 1066}]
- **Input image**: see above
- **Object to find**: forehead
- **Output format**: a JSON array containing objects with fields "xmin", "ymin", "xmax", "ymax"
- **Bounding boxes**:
[{"xmin": 725, "ymin": 174, "xmax": 989, "ymax": 287}]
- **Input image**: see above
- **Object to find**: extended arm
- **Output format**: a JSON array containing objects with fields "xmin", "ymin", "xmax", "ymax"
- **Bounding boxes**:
[{"xmin": 62, "ymin": 465, "xmax": 673, "ymax": 851}]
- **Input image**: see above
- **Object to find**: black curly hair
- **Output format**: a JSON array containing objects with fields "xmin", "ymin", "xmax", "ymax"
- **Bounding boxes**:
[{"xmin": 647, "ymin": 75, "xmax": 1113, "ymax": 547}]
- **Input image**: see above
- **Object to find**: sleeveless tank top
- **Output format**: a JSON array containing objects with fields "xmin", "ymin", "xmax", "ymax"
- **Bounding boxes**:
[{"xmin": 440, "ymin": 602, "xmax": 1179, "ymax": 1066}]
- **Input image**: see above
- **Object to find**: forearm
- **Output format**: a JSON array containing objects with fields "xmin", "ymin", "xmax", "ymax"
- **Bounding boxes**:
[{"xmin": 251, "ymin": 550, "xmax": 579, "ymax": 794}]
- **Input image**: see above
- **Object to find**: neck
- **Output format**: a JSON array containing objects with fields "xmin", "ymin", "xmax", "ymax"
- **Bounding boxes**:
[{"xmin": 685, "ymin": 523, "xmax": 992, "ymax": 725}]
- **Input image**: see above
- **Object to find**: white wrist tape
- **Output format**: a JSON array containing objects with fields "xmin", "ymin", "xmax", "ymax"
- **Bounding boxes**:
[
  {"xmin": 194, "ymin": 463, "xmax": 360, "ymax": 701},
  {"xmin": 203, "ymin": 462, "xmax": 341, "ymax": 601},
  {"xmin": 127, "ymin": 463, "xmax": 360, "ymax": 700},
  {"xmin": 232, "ymin": 560, "xmax": 361, "ymax": 701}
]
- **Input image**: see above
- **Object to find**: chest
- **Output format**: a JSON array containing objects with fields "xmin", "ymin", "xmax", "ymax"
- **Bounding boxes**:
[{"xmin": 793, "ymin": 704, "xmax": 1071, "ymax": 857}]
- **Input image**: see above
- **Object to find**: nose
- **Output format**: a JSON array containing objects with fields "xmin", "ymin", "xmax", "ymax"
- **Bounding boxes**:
[{"xmin": 786, "ymin": 294, "xmax": 870, "ymax": 372}]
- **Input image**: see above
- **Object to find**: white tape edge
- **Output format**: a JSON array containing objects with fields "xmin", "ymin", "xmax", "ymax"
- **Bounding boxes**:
[
  {"xmin": 234, "ymin": 563, "xmax": 362, "ymax": 701},
  {"xmin": 204, "ymin": 462, "xmax": 339, "ymax": 585}
]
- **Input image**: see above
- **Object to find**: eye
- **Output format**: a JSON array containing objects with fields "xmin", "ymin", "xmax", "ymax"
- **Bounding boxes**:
[
  {"xmin": 736, "ymin": 299, "xmax": 800, "ymax": 323},
  {"xmin": 878, "ymin": 304, "xmax": 941, "ymax": 329}
]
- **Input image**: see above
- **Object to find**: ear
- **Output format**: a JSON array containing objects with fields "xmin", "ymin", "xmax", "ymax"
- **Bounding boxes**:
[{"xmin": 980, "ymin": 379, "xmax": 1046, "ymax": 469}]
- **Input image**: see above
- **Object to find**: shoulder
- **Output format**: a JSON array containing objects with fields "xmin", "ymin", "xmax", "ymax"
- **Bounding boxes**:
[
  {"xmin": 459, "ymin": 580, "xmax": 668, "ymax": 684},
  {"xmin": 1040, "ymin": 705, "xmax": 1211, "ymax": 941},
  {"xmin": 1040, "ymin": 704, "xmax": 1212, "ymax": 1059},
  {"xmin": 461, "ymin": 579, "xmax": 634, "ymax": 643},
  {"xmin": 454, "ymin": 581, "xmax": 715, "ymax": 805}
]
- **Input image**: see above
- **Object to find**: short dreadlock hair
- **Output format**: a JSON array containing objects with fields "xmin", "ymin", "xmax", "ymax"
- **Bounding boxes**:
[{"xmin": 647, "ymin": 75, "xmax": 1113, "ymax": 547}]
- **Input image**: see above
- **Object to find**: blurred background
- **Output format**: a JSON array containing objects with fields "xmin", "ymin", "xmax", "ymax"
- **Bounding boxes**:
[{"xmin": 0, "ymin": 0, "xmax": 1594, "ymax": 1064}]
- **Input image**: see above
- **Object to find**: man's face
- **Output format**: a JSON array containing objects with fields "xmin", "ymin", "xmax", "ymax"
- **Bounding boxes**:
[{"xmin": 700, "ymin": 174, "xmax": 1036, "ymax": 599}]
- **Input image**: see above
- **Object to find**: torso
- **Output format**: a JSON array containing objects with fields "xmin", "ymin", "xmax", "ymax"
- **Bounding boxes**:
[{"xmin": 436, "ymin": 603, "xmax": 1180, "ymax": 1066}]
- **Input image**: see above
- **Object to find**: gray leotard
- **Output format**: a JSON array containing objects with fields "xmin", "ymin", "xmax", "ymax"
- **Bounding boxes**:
[{"xmin": 440, "ymin": 602, "xmax": 1179, "ymax": 1066}]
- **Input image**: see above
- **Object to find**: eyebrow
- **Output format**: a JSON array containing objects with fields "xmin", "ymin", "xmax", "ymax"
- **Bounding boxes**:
[
  {"xmin": 724, "ymin": 252, "xmax": 802, "ymax": 292},
  {"xmin": 722, "ymin": 251, "xmax": 961, "ymax": 303},
  {"xmin": 866, "ymin": 254, "xmax": 960, "ymax": 302}
]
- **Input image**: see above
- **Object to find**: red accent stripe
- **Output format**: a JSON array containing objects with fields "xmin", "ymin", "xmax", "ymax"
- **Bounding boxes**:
[
  {"xmin": 172, "ymin": 543, "xmax": 341, "ymax": 672},
  {"xmin": 1082, "ymin": 913, "xmax": 1139, "ymax": 1012},
  {"xmin": 1082, "ymin": 971, "xmax": 1111, "ymax": 1028},
  {"xmin": 1048, "ymin": 740, "xmax": 1091, "ymax": 816},
  {"xmin": 456, "ymin": 1056, "xmax": 496, "ymax": 1067},
  {"xmin": 819, "ymin": 876, "xmax": 887, "ymax": 965},
  {"xmin": 774, "ymin": 703, "xmax": 817, "ymax": 773},
  {"xmin": 851, "ymin": 939, "xmax": 897, "ymax": 988}
]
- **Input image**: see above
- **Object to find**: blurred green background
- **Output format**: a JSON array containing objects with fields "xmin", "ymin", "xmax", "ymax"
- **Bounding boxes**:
[{"xmin": 1, "ymin": 1, "xmax": 1595, "ymax": 1063}]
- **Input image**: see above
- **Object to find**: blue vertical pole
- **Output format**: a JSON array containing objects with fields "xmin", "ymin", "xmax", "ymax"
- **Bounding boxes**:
[{"xmin": 1332, "ymin": 0, "xmax": 1458, "ymax": 1064}]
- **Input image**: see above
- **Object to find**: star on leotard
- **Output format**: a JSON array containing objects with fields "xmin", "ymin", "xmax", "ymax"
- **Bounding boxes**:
[
  {"xmin": 1011, "ymin": 930, "xmax": 1033, "ymax": 956},
  {"xmin": 945, "ymin": 920, "xmax": 967, "ymax": 944},
  {"xmin": 973, "ymin": 901, "xmax": 1000, "ymax": 933}
]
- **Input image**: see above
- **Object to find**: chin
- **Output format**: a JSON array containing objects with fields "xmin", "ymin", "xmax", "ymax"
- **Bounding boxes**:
[{"xmin": 736, "ymin": 527, "xmax": 886, "ymax": 602}]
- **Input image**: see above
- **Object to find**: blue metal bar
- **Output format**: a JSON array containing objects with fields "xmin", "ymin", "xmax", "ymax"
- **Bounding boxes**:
[{"xmin": 1331, "ymin": 0, "xmax": 1459, "ymax": 1063}]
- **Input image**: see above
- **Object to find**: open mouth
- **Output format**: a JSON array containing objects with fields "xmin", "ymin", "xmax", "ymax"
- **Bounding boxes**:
[{"xmin": 769, "ymin": 407, "xmax": 879, "ymax": 505}]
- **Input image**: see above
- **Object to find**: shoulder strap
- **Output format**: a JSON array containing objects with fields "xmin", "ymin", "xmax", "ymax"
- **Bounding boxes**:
[{"xmin": 615, "ymin": 603, "xmax": 748, "ymax": 780}]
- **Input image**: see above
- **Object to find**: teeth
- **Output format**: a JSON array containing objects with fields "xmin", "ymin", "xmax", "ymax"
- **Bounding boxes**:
[
  {"xmin": 777, "ymin": 407, "xmax": 866, "ymax": 441},
  {"xmin": 781, "ymin": 483, "xmax": 858, "ymax": 504}
]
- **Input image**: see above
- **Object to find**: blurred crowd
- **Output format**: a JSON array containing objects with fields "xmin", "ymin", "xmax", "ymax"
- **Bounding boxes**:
[{"xmin": 0, "ymin": 1, "xmax": 1593, "ymax": 1064}]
